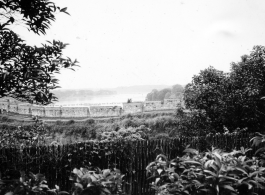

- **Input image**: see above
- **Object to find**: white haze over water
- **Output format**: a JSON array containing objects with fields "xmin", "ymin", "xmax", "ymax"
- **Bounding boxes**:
[{"xmin": 52, "ymin": 93, "xmax": 147, "ymax": 107}]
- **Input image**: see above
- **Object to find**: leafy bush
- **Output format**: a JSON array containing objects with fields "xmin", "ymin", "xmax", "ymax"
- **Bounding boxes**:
[
  {"xmin": 84, "ymin": 119, "xmax": 95, "ymax": 125},
  {"xmin": 70, "ymin": 167, "xmax": 124, "ymax": 195},
  {"xmin": 99, "ymin": 125, "xmax": 151, "ymax": 141},
  {"xmin": 153, "ymin": 133, "xmax": 171, "ymax": 140},
  {"xmin": 55, "ymin": 120, "xmax": 64, "ymax": 126},
  {"xmin": 0, "ymin": 116, "xmax": 14, "ymax": 123},
  {"xmin": 65, "ymin": 120, "xmax": 75, "ymax": 125},
  {"xmin": 0, "ymin": 118, "xmax": 50, "ymax": 148},
  {"xmin": 0, "ymin": 170, "xmax": 67, "ymax": 195},
  {"xmin": 0, "ymin": 166, "xmax": 125, "ymax": 195},
  {"xmin": 251, "ymin": 132, "xmax": 265, "ymax": 166},
  {"xmin": 146, "ymin": 146, "xmax": 265, "ymax": 195}
]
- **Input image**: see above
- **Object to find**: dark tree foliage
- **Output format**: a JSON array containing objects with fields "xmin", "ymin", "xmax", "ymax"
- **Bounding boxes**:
[
  {"xmin": 0, "ymin": 0, "xmax": 70, "ymax": 34},
  {"xmin": 0, "ymin": 0, "xmax": 78, "ymax": 105},
  {"xmin": 184, "ymin": 46, "xmax": 265, "ymax": 133},
  {"xmin": 184, "ymin": 66, "xmax": 232, "ymax": 131},
  {"xmin": 229, "ymin": 46, "xmax": 265, "ymax": 131}
]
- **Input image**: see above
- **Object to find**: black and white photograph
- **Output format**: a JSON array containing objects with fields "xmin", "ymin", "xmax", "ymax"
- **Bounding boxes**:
[{"xmin": 1, "ymin": 1, "xmax": 265, "ymax": 194}]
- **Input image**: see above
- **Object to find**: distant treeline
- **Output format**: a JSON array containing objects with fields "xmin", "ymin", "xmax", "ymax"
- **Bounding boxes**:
[
  {"xmin": 53, "ymin": 89, "xmax": 117, "ymax": 100},
  {"xmin": 146, "ymin": 84, "xmax": 184, "ymax": 101}
]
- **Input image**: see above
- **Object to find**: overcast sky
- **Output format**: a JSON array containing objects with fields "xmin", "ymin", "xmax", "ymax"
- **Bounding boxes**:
[{"xmin": 13, "ymin": 0, "xmax": 265, "ymax": 89}]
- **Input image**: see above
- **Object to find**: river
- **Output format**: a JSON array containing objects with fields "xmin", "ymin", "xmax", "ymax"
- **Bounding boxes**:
[{"xmin": 52, "ymin": 93, "xmax": 147, "ymax": 107}]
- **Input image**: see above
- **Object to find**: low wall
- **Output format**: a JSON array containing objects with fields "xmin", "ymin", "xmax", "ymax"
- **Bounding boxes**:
[
  {"xmin": 9, "ymin": 104, "xmax": 18, "ymax": 113},
  {"xmin": 31, "ymin": 106, "xmax": 45, "ymax": 117},
  {"xmin": 17, "ymin": 104, "xmax": 31, "ymax": 115},
  {"xmin": 164, "ymin": 99, "xmax": 181, "ymax": 108},
  {"xmin": 0, "ymin": 101, "xmax": 9, "ymax": 111},
  {"xmin": 61, "ymin": 107, "xmax": 89, "ymax": 118},
  {"xmin": 143, "ymin": 101, "xmax": 162, "ymax": 111},
  {"xmin": 123, "ymin": 102, "xmax": 143, "ymax": 114},
  {"xmin": 45, "ymin": 107, "xmax": 62, "ymax": 118},
  {"xmin": 89, "ymin": 106, "xmax": 122, "ymax": 117},
  {"xmin": 0, "ymin": 98, "xmax": 182, "ymax": 118}
]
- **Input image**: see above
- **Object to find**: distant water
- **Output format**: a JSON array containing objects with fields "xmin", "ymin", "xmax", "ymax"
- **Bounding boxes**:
[{"xmin": 52, "ymin": 93, "xmax": 147, "ymax": 107}]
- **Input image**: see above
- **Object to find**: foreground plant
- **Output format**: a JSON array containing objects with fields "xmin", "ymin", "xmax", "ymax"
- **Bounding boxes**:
[
  {"xmin": 0, "ymin": 170, "xmax": 67, "ymax": 195},
  {"xmin": 70, "ymin": 167, "xmax": 125, "ymax": 195},
  {"xmin": 146, "ymin": 146, "xmax": 265, "ymax": 195},
  {"xmin": 251, "ymin": 132, "xmax": 265, "ymax": 166}
]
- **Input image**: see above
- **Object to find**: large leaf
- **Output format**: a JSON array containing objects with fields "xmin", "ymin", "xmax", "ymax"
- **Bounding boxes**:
[
  {"xmin": 204, "ymin": 170, "xmax": 217, "ymax": 177},
  {"xmin": 183, "ymin": 148, "xmax": 199, "ymax": 155}
]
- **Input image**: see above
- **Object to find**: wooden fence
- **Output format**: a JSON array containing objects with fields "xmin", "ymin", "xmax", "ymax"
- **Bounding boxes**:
[{"xmin": 0, "ymin": 133, "xmax": 256, "ymax": 195}]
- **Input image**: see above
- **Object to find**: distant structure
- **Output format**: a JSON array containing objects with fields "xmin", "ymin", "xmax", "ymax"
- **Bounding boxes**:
[{"xmin": 0, "ymin": 97, "xmax": 183, "ymax": 118}]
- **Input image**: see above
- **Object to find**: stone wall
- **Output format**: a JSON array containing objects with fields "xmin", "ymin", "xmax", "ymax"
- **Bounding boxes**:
[
  {"xmin": 61, "ymin": 107, "xmax": 89, "ymax": 118},
  {"xmin": 17, "ymin": 104, "xmax": 31, "ymax": 115},
  {"xmin": 163, "ymin": 98, "xmax": 181, "ymax": 108},
  {"xmin": 0, "ymin": 101, "xmax": 9, "ymax": 111},
  {"xmin": 31, "ymin": 106, "xmax": 45, "ymax": 117},
  {"xmin": 44, "ymin": 107, "xmax": 61, "ymax": 118},
  {"xmin": 9, "ymin": 104, "xmax": 18, "ymax": 113},
  {"xmin": 123, "ymin": 102, "xmax": 143, "ymax": 114},
  {"xmin": 89, "ymin": 106, "xmax": 122, "ymax": 117},
  {"xmin": 143, "ymin": 101, "xmax": 162, "ymax": 111},
  {"xmin": 0, "ymin": 98, "xmax": 182, "ymax": 118}
]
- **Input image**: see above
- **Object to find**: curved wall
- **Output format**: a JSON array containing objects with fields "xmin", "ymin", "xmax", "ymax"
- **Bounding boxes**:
[{"xmin": 0, "ymin": 98, "xmax": 183, "ymax": 118}]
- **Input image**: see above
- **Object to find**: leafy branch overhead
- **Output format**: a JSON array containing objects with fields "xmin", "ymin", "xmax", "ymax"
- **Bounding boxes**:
[
  {"xmin": 0, "ymin": 0, "xmax": 79, "ymax": 105},
  {"xmin": 0, "ymin": 0, "xmax": 69, "ymax": 34}
]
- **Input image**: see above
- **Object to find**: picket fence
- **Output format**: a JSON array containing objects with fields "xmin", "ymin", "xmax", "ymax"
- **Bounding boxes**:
[{"xmin": 0, "ymin": 133, "xmax": 257, "ymax": 195}]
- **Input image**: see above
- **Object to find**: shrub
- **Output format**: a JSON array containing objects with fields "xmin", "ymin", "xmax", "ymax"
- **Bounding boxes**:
[
  {"xmin": 84, "ymin": 119, "xmax": 95, "ymax": 125},
  {"xmin": 55, "ymin": 120, "xmax": 63, "ymax": 125},
  {"xmin": 251, "ymin": 132, "xmax": 265, "ymax": 166},
  {"xmin": 98, "ymin": 126, "xmax": 151, "ymax": 142},
  {"xmin": 0, "ymin": 119, "xmax": 50, "ymax": 148},
  {"xmin": 0, "ymin": 170, "xmax": 68, "ymax": 195},
  {"xmin": 0, "ymin": 116, "xmax": 14, "ymax": 123},
  {"xmin": 70, "ymin": 167, "xmax": 124, "ymax": 195},
  {"xmin": 66, "ymin": 120, "xmax": 75, "ymax": 125},
  {"xmin": 146, "ymin": 147, "xmax": 265, "ymax": 195},
  {"xmin": 153, "ymin": 133, "xmax": 171, "ymax": 140}
]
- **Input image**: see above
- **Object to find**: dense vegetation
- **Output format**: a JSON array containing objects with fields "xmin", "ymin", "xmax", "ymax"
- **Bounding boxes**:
[
  {"xmin": 0, "ymin": 112, "xmax": 179, "ymax": 146},
  {"xmin": 185, "ymin": 46, "xmax": 265, "ymax": 134},
  {"xmin": 0, "ymin": 108, "xmax": 244, "ymax": 147},
  {"xmin": 147, "ymin": 139, "xmax": 265, "ymax": 195},
  {"xmin": 1, "ymin": 133, "xmax": 265, "ymax": 195}
]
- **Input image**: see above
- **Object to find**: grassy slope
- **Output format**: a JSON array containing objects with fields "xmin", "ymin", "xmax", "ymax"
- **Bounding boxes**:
[{"xmin": 0, "ymin": 111, "xmax": 178, "ymax": 145}]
